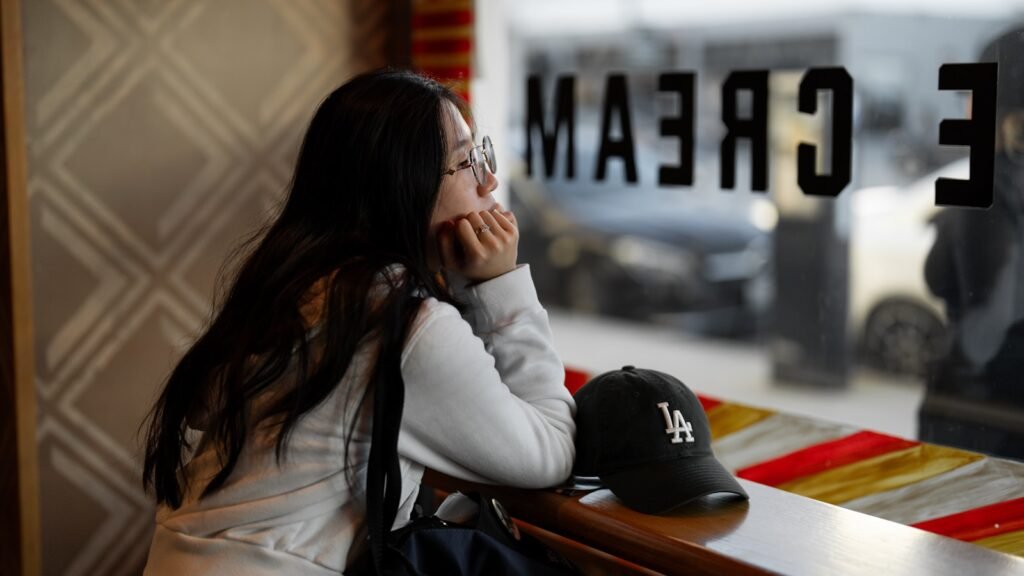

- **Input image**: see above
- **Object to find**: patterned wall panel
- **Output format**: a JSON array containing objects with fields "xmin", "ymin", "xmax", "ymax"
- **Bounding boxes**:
[{"xmin": 21, "ymin": 1, "xmax": 398, "ymax": 574}]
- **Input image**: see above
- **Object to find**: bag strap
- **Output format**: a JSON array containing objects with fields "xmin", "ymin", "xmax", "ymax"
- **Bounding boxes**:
[{"xmin": 365, "ymin": 360, "xmax": 406, "ymax": 574}]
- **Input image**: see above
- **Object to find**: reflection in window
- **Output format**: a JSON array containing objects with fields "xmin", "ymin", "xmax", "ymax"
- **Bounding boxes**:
[{"xmin": 494, "ymin": 2, "xmax": 1024, "ymax": 464}]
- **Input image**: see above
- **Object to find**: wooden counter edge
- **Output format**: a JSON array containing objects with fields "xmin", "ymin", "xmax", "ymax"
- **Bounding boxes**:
[
  {"xmin": 422, "ymin": 470, "xmax": 769, "ymax": 575},
  {"xmin": 422, "ymin": 470, "xmax": 1024, "ymax": 576}
]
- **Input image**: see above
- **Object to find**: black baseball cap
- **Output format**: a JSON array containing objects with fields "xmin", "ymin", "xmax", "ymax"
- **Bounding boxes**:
[{"xmin": 573, "ymin": 366, "xmax": 748, "ymax": 514}]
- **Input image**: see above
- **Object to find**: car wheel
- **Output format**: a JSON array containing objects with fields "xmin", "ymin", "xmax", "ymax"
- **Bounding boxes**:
[{"xmin": 862, "ymin": 300, "xmax": 947, "ymax": 378}]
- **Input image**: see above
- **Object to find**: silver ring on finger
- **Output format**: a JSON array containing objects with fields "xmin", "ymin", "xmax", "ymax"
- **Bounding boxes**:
[{"xmin": 475, "ymin": 224, "xmax": 491, "ymax": 236}]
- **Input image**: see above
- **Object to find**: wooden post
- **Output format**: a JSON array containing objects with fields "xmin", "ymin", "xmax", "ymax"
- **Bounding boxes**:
[{"xmin": 0, "ymin": 0, "xmax": 41, "ymax": 574}]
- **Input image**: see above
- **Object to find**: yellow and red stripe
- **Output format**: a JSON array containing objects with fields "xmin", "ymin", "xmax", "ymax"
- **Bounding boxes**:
[
  {"xmin": 736, "ymin": 431, "xmax": 919, "ymax": 487},
  {"xmin": 697, "ymin": 393, "xmax": 723, "ymax": 412},
  {"xmin": 913, "ymin": 497, "xmax": 1024, "ymax": 554}
]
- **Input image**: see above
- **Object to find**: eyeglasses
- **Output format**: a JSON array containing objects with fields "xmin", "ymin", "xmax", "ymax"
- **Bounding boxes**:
[{"xmin": 442, "ymin": 136, "xmax": 496, "ymax": 186}]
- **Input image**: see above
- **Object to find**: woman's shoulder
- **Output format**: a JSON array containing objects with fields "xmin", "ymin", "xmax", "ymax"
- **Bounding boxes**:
[
  {"xmin": 396, "ymin": 296, "xmax": 464, "ymax": 368},
  {"xmin": 408, "ymin": 296, "xmax": 462, "ymax": 337}
]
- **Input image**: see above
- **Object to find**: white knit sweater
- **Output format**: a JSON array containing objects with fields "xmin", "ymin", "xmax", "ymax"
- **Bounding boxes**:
[{"xmin": 143, "ymin": 265, "xmax": 577, "ymax": 575}]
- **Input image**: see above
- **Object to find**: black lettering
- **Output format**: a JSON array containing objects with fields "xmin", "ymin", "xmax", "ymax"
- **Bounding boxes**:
[
  {"xmin": 797, "ymin": 67, "xmax": 853, "ymax": 197},
  {"xmin": 526, "ymin": 75, "xmax": 575, "ymax": 178},
  {"xmin": 721, "ymin": 71, "xmax": 769, "ymax": 191},
  {"xmin": 657, "ymin": 73, "xmax": 696, "ymax": 187},
  {"xmin": 936, "ymin": 63, "xmax": 997, "ymax": 209},
  {"xmin": 595, "ymin": 74, "xmax": 638, "ymax": 183}
]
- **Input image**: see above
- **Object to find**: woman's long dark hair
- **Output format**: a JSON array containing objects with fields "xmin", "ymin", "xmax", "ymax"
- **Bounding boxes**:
[{"xmin": 142, "ymin": 69, "xmax": 469, "ymax": 508}]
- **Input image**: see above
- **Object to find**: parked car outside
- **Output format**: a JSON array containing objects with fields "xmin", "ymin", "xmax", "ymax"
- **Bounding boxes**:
[
  {"xmin": 509, "ymin": 164, "xmax": 776, "ymax": 339},
  {"xmin": 848, "ymin": 158, "xmax": 967, "ymax": 376}
]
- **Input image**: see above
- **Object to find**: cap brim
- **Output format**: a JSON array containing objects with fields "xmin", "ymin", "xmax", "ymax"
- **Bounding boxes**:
[{"xmin": 600, "ymin": 454, "xmax": 749, "ymax": 514}]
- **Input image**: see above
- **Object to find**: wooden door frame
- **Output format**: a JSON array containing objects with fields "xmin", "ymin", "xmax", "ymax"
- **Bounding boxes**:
[{"xmin": 1, "ymin": 0, "xmax": 40, "ymax": 574}]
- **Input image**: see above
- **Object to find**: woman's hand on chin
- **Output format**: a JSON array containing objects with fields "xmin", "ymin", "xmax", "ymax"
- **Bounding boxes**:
[{"xmin": 438, "ymin": 206, "xmax": 518, "ymax": 284}]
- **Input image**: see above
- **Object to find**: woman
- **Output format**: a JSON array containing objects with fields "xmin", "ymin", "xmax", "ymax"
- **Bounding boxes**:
[{"xmin": 141, "ymin": 69, "xmax": 576, "ymax": 574}]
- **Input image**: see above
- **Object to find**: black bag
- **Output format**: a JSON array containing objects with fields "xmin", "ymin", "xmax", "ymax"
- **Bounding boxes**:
[{"xmin": 346, "ymin": 362, "xmax": 578, "ymax": 576}]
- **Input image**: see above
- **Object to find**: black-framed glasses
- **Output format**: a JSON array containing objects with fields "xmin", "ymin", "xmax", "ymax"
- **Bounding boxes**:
[{"xmin": 443, "ymin": 136, "xmax": 496, "ymax": 186}]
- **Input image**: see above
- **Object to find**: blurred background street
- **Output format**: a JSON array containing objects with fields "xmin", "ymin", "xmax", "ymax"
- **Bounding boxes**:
[{"xmin": 548, "ymin": 309, "xmax": 924, "ymax": 439}]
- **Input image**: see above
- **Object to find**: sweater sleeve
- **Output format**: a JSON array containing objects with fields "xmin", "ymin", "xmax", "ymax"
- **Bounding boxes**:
[{"xmin": 396, "ymin": 265, "xmax": 576, "ymax": 488}]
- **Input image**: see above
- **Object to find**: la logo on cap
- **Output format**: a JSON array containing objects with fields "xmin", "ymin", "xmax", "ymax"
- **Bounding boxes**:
[{"xmin": 657, "ymin": 402, "xmax": 695, "ymax": 444}]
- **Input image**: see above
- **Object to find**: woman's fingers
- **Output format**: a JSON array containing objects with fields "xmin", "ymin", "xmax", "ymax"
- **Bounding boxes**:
[
  {"xmin": 493, "ymin": 203, "xmax": 517, "ymax": 228},
  {"xmin": 490, "ymin": 208, "xmax": 516, "ymax": 235},
  {"xmin": 478, "ymin": 210, "xmax": 505, "ymax": 241},
  {"xmin": 456, "ymin": 216, "xmax": 484, "ymax": 259}
]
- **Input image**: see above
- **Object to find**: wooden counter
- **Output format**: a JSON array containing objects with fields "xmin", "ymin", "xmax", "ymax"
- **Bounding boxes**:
[{"xmin": 423, "ymin": 470, "xmax": 1024, "ymax": 575}]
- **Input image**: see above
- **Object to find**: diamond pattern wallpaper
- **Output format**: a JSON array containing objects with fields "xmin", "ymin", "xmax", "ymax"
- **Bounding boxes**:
[{"xmin": 21, "ymin": 1, "xmax": 397, "ymax": 573}]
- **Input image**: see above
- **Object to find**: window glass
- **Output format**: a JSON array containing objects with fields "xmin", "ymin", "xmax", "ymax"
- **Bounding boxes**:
[{"xmin": 478, "ymin": 0, "xmax": 1024, "ymax": 462}]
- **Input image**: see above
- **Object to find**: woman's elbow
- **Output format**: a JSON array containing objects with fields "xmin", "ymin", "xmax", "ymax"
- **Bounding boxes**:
[{"xmin": 515, "ymin": 432, "xmax": 576, "ymax": 489}]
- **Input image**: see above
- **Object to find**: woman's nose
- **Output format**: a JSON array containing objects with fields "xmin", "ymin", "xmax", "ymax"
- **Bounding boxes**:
[{"xmin": 478, "ymin": 166, "xmax": 499, "ymax": 195}]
